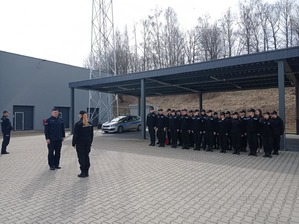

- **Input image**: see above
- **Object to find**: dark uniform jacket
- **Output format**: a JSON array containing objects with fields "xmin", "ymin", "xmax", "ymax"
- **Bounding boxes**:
[
  {"xmin": 260, "ymin": 118, "xmax": 274, "ymax": 137},
  {"xmin": 72, "ymin": 120, "xmax": 94, "ymax": 147},
  {"xmin": 199, "ymin": 115, "xmax": 206, "ymax": 132},
  {"xmin": 230, "ymin": 118, "xmax": 244, "ymax": 134},
  {"xmin": 180, "ymin": 115, "xmax": 192, "ymax": 131},
  {"xmin": 218, "ymin": 118, "xmax": 230, "ymax": 135},
  {"xmin": 169, "ymin": 115, "xmax": 180, "ymax": 130},
  {"xmin": 147, "ymin": 112, "xmax": 157, "ymax": 128},
  {"xmin": 157, "ymin": 114, "xmax": 168, "ymax": 129},
  {"xmin": 44, "ymin": 116, "xmax": 65, "ymax": 141},
  {"xmin": 192, "ymin": 115, "xmax": 201, "ymax": 131},
  {"xmin": 1, "ymin": 116, "xmax": 13, "ymax": 135},
  {"xmin": 245, "ymin": 116, "xmax": 260, "ymax": 134},
  {"xmin": 205, "ymin": 116, "xmax": 216, "ymax": 132},
  {"xmin": 271, "ymin": 116, "xmax": 284, "ymax": 136}
]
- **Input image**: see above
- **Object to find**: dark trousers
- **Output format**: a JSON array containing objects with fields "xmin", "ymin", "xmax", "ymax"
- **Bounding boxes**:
[
  {"xmin": 205, "ymin": 131, "xmax": 214, "ymax": 150},
  {"xmin": 47, "ymin": 140, "xmax": 62, "ymax": 168},
  {"xmin": 76, "ymin": 144, "xmax": 91, "ymax": 174},
  {"xmin": 199, "ymin": 132, "xmax": 205, "ymax": 149},
  {"xmin": 148, "ymin": 127, "xmax": 156, "ymax": 144},
  {"xmin": 214, "ymin": 134, "xmax": 219, "ymax": 149},
  {"xmin": 189, "ymin": 132, "xmax": 194, "ymax": 146},
  {"xmin": 167, "ymin": 130, "xmax": 172, "ymax": 145},
  {"xmin": 178, "ymin": 131, "xmax": 182, "ymax": 145},
  {"xmin": 193, "ymin": 130, "xmax": 200, "ymax": 149},
  {"xmin": 1, "ymin": 133, "xmax": 10, "ymax": 154},
  {"xmin": 257, "ymin": 135, "xmax": 263, "ymax": 149},
  {"xmin": 231, "ymin": 133, "xmax": 241, "ymax": 153},
  {"xmin": 247, "ymin": 133, "xmax": 258, "ymax": 155},
  {"xmin": 227, "ymin": 134, "xmax": 232, "ymax": 150},
  {"xmin": 263, "ymin": 136, "xmax": 273, "ymax": 156},
  {"xmin": 273, "ymin": 134, "xmax": 281, "ymax": 154},
  {"xmin": 240, "ymin": 135, "xmax": 247, "ymax": 151},
  {"xmin": 157, "ymin": 128, "xmax": 166, "ymax": 146},
  {"xmin": 219, "ymin": 133, "xmax": 228, "ymax": 152},
  {"xmin": 170, "ymin": 129, "xmax": 178, "ymax": 147},
  {"xmin": 181, "ymin": 130, "xmax": 190, "ymax": 148}
]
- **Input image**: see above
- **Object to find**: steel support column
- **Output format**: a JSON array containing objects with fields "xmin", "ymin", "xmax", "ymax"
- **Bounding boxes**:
[
  {"xmin": 199, "ymin": 92, "xmax": 203, "ymax": 111},
  {"xmin": 138, "ymin": 97, "xmax": 141, "ymax": 116},
  {"xmin": 70, "ymin": 87, "xmax": 75, "ymax": 134},
  {"xmin": 278, "ymin": 61, "xmax": 286, "ymax": 150},
  {"xmin": 296, "ymin": 81, "xmax": 299, "ymax": 135},
  {"xmin": 140, "ymin": 79, "xmax": 146, "ymax": 139}
]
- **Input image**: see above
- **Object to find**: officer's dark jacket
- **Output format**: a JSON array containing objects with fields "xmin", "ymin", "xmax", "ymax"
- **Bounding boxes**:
[
  {"xmin": 271, "ymin": 116, "xmax": 284, "ymax": 136},
  {"xmin": 214, "ymin": 117, "xmax": 219, "ymax": 133},
  {"xmin": 192, "ymin": 115, "xmax": 201, "ymax": 131},
  {"xmin": 218, "ymin": 118, "xmax": 230, "ymax": 134},
  {"xmin": 1, "ymin": 116, "xmax": 13, "ymax": 134},
  {"xmin": 240, "ymin": 116, "xmax": 247, "ymax": 133},
  {"xmin": 205, "ymin": 116, "xmax": 216, "ymax": 132},
  {"xmin": 245, "ymin": 116, "xmax": 260, "ymax": 134},
  {"xmin": 230, "ymin": 118, "xmax": 243, "ymax": 134},
  {"xmin": 147, "ymin": 112, "xmax": 157, "ymax": 127},
  {"xmin": 72, "ymin": 120, "xmax": 94, "ymax": 147},
  {"xmin": 260, "ymin": 118, "xmax": 274, "ymax": 137},
  {"xmin": 199, "ymin": 115, "xmax": 206, "ymax": 132},
  {"xmin": 180, "ymin": 115, "xmax": 192, "ymax": 131},
  {"xmin": 44, "ymin": 116, "xmax": 65, "ymax": 141},
  {"xmin": 157, "ymin": 114, "xmax": 168, "ymax": 129},
  {"xmin": 169, "ymin": 115, "xmax": 180, "ymax": 130}
]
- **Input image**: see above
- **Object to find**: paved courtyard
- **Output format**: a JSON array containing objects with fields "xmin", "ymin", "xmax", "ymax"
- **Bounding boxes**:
[{"xmin": 0, "ymin": 131, "xmax": 299, "ymax": 224}]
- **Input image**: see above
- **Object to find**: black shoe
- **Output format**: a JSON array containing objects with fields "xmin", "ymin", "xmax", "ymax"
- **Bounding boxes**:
[
  {"xmin": 185, "ymin": 147, "xmax": 189, "ymax": 150},
  {"xmin": 1, "ymin": 152, "xmax": 9, "ymax": 155},
  {"xmin": 273, "ymin": 152, "xmax": 279, "ymax": 155},
  {"xmin": 173, "ymin": 146, "xmax": 177, "ymax": 149},
  {"xmin": 269, "ymin": 155, "xmax": 272, "ymax": 158},
  {"xmin": 182, "ymin": 146, "xmax": 186, "ymax": 149},
  {"xmin": 232, "ymin": 152, "xmax": 237, "ymax": 154},
  {"xmin": 50, "ymin": 167, "xmax": 55, "ymax": 170},
  {"xmin": 263, "ymin": 154, "xmax": 267, "ymax": 157},
  {"xmin": 55, "ymin": 166, "xmax": 61, "ymax": 169},
  {"xmin": 248, "ymin": 153, "xmax": 253, "ymax": 156},
  {"xmin": 78, "ymin": 173, "xmax": 88, "ymax": 178},
  {"xmin": 149, "ymin": 143, "xmax": 153, "ymax": 146}
]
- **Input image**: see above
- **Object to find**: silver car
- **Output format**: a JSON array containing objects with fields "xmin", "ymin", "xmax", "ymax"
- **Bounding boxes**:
[{"xmin": 102, "ymin": 115, "xmax": 142, "ymax": 133}]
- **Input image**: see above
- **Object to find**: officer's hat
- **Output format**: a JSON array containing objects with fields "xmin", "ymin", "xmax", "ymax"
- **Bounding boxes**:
[
  {"xmin": 225, "ymin": 111, "xmax": 231, "ymax": 114},
  {"xmin": 167, "ymin": 108, "xmax": 172, "ymax": 112},
  {"xmin": 149, "ymin": 106, "xmax": 154, "ymax": 110},
  {"xmin": 232, "ymin": 112, "xmax": 238, "ymax": 115},
  {"xmin": 158, "ymin": 108, "xmax": 163, "ymax": 112},
  {"xmin": 189, "ymin": 110, "xmax": 193, "ymax": 113},
  {"xmin": 3, "ymin": 110, "xmax": 8, "ymax": 114},
  {"xmin": 207, "ymin": 110, "xmax": 213, "ymax": 113},
  {"xmin": 176, "ymin": 109, "xmax": 181, "ymax": 113},
  {"xmin": 220, "ymin": 112, "xmax": 225, "ymax": 116},
  {"xmin": 79, "ymin": 110, "xmax": 87, "ymax": 115},
  {"xmin": 171, "ymin": 109, "xmax": 176, "ymax": 113},
  {"xmin": 182, "ymin": 109, "xmax": 187, "ymax": 112},
  {"xmin": 239, "ymin": 110, "xmax": 246, "ymax": 113},
  {"xmin": 247, "ymin": 108, "xmax": 255, "ymax": 113},
  {"xmin": 194, "ymin": 109, "xmax": 199, "ymax": 113},
  {"xmin": 263, "ymin": 111, "xmax": 270, "ymax": 115},
  {"xmin": 271, "ymin": 110, "xmax": 278, "ymax": 115},
  {"xmin": 213, "ymin": 112, "xmax": 218, "ymax": 115},
  {"xmin": 52, "ymin": 107, "xmax": 58, "ymax": 111},
  {"xmin": 200, "ymin": 109, "xmax": 206, "ymax": 112}
]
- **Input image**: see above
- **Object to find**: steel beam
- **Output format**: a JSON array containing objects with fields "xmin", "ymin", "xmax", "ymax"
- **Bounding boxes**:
[
  {"xmin": 70, "ymin": 88, "xmax": 75, "ymax": 134},
  {"xmin": 277, "ymin": 60, "xmax": 286, "ymax": 150},
  {"xmin": 140, "ymin": 79, "xmax": 146, "ymax": 139},
  {"xmin": 296, "ymin": 80, "xmax": 299, "ymax": 135}
]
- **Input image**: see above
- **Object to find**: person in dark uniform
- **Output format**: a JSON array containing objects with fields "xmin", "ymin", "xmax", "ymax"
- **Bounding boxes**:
[
  {"xmin": 147, "ymin": 106, "xmax": 157, "ymax": 146},
  {"xmin": 166, "ymin": 109, "xmax": 172, "ymax": 145},
  {"xmin": 169, "ymin": 110, "xmax": 180, "ymax": 148},
  {"xmin": 180, "ymin": 109, "xmax": 192, "ymax": 149},
  {"xmin": 188, "ymin": 110, "xmax": 194, "ymax": 147},
  {"xmin": 270, "ymin": 111, "xmax": 284, "ymax": 155},
  {"xmin": 218, "ymin": 112, "xmax": 230, "ymax": 153},
  {"xmin": 239, "ymin": 110, "xmax": 247, "ymax": 152},
  {"xmin": 192, "ymin": 110, "xmax": 201, "ymax": 150},
  {"xmin": 1, "ymin": 111, "xmax": 13, "ymax": 155},
  {"xmin": 205, "ymin": 110, "xmax": 216, "ymax": 152},
  {"xmin": 157, "ymin": 109, "xmax": 168, "ymax": 147},
  {"xmin": 44, "ymin": 108, "xmax": 66, "ymax": 170},
  {"xmin": 213, "ymin": 112, "xmax": 219, "ymax": 149},
  {"xmin": 230, "ymin": 112, "xmax": 243, "ymax": 155},
  {"xmin": 200, "ymin": 110, "xmax": 207, "ymax": 150},
  {"xmin": 72, "ymin": 111, "xmax": 94, "ymax": 177},
  {"xmin": 245, "ymin": 109, "xmax": 259, "ymax": 156},
  {"xmin": 225, "ymin": 111, "xmax": 233, "ymax": 150},
  {"xmin": 260, "ymin": 112, "xmax": 274, "ymax": 158},
  {"xmin": 176, "ymin": 110, "xmax": 182, "ymax": 146},
  {"xmin": 255, "ymin": 109, "xmax": 263, "ymax": 153}
]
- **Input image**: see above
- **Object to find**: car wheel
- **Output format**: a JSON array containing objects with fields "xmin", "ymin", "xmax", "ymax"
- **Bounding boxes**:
[
  {"xmin": 118, "ymin": 126, "xmax": 124, "ymax": 133},
  {"xmin": 137, "ymin": 124, "xmax": 141, "ymax": 131},
  {"xmin": 104, "ymin": 131, "xmax": 108, "ymax": 133}
]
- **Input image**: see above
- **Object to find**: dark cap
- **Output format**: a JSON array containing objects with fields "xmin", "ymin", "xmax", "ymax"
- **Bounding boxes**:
[
  {"xmin": 225, "ymin": 111, "xmax": 231, "ymax": 114},
  {"xmin": 158, "ymin": 109, "xmax": 163, "ymax": 112},
  {"xmin": 194, "ymin": 109, "xmax": 199, "ymax": 113},
  {"xmin": 200, "ymin": 109, "xmax": 206, "ymax": 112},
  {"xmin": 171, "ymin": 109, "xmax": 176, "ymax": 113},
  {"xmin": 182, "ymin": 109, "xmax": 187, "ymax": 112},
  {"xmin": 239, "ymin": 110, "xmax": 246, "ymax": 113},
  {"xmin": 79, "ymin": 110, "xmax": 87, "ymax": 115},
  {"xmin": 3, "ymin": 110, "xmax": 8, "ymax": 114},
  {"xmin": 167, "ymin": 108, "xmax": 172, "ymax": 112},
  {"xmin": 232, "ymin": 112, "xmax": 238, "ymax": 115},
  {"xmin": 263, "ymin": 111, "xmax": 270, "ymax": 115},
  {"xmin": 149, "ymin": 106, "xmax": 154, "ymax": 110},
  {"xmin": 213, "ymin": 112, "xmax": 218, "ymax": 115},
  {"xmin": 189, "ymin": 110, "xmax": 193, "ymax": 113},
  {"xmin": 220, "ymin": 112, "xmax": 225, "ymax": 116},
  {"xmin": 176, "ymin": 110, "xmax": 181, "ymax": 113},
  {"xmin": 271, "ymin": 110, "xmax": 278, "ymax": 115},
  {"xmin": 207, "ymin": 110, "xmax": 213, "ymax": 113},
  {"xmin": 247, "ymin": 108, "xmax": 255, "ymax": 113},
  {"xmin": 52, "ymin": 107, "xmax": 58, "ymax": 111}
]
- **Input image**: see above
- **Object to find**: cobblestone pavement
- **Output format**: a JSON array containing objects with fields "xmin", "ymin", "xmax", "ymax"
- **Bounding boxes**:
[{"xmin": 0, "ymin": 132, "xmax": 298, "ymax": 224}]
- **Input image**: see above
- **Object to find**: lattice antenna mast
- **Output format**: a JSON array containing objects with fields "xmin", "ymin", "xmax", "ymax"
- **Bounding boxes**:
[{"xmin": 88, "ymin": 0, "xmax": 118, "ymax": 125}]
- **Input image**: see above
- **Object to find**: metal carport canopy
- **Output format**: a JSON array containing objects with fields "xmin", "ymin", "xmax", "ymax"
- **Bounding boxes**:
[{"xmin": 69, "ymin": 46, "xmax": 299, "ymax": 142}]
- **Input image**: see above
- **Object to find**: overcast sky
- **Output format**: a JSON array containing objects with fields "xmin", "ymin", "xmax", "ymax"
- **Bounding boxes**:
[{"xmin": 0, "ymin": 0, "xmax": 275, "ymax": 67}]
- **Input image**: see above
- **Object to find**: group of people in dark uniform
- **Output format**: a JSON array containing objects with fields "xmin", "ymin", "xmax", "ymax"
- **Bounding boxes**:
[{"xmin": 147, "ymin": 107, "xmax": 284, "ymax": 158}]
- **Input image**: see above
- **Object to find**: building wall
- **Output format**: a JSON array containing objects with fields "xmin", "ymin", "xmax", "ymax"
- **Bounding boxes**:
[{"xmin": 0, "ymin": 51, "xmax": 90, "ymax": 130}]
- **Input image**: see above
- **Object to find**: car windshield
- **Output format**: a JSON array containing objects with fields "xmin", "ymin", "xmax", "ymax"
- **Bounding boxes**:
[{"xmin": 110, "ymin": 117, "xmax": 125, "ymax": 123}]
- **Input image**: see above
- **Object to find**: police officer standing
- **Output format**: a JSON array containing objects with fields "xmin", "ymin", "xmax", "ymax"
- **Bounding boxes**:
[
  {"xmin": 169, "ymin": 110, "xmax": 180, "ymax": 148},
  {"xmin": 180, "ymin": 109, "xmax": 192, "ymax": 149},
  {"xmin": 245, "ymin": 109, "xmax": 259, "ymax": 156},
  {"xmin": 205, "ymin": 110, "xmax": 216, "ymax": 152},
  {"xmin": 239, "ymin": 110, "xmax": 247, "ymax": 152},
  {"xmin": 1, "ymin": 111, "xmax": 13, "ymax": 155},
  {"xmin": 157, "ymin": 109, "xmax": 168, "ymax": 147},
  {"xmin": 199, "ymin": 110, "xmax": 206, "ymax": 150},
  {"xmin": 72, "ymin": 111, "xmax": 94, "ymax": 177},
  {"xmin": 44, "ymin": 108, "xmax": 65, "ymax": 170},
  {"xmin": 230, "ymin": 112, "xmax": 243, "ymax": 155},
  {"xmin": 260, "ymin": 112, "xmax": 274, "ymax": 158},
  {"xmin": 218, "ymin": 112, "xmax": 230, "ymax": 153},
  {"xmin": 213, "ymin": 112, "xmax": 219, "ymax": 149},
  {"xmin": 147, "ymin": 106, "xmax": 157, "ymax": 146},
  {"xmin": 166, "ymin": 109, "xmax": 172, "ymax": 145},
  {"xmin": 270, "ymin": 111, "xmax": 284, "ymax": 155},
  {"xmin": 192, "ymin": 110, "xmax": 201, "ymax": 150}
]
